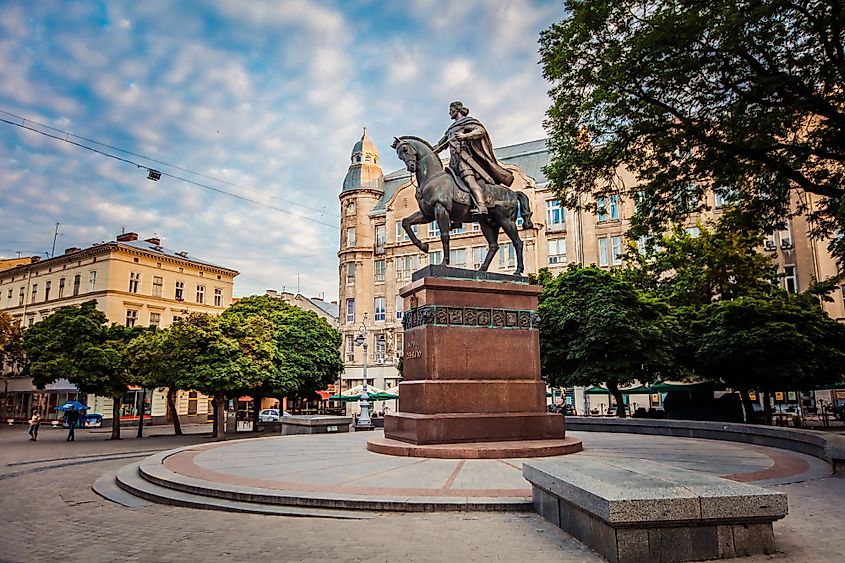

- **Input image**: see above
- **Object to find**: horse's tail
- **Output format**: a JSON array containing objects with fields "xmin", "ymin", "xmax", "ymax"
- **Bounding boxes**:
[{"xmin": 516, "ymin": 192, "xmax": 534, "ymax": 230}]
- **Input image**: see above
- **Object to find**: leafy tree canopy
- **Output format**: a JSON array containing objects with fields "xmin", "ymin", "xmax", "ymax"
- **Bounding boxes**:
[
  {"xmin": 538, "ymin": 266, "xmax": 678, "ymax": 414},
  {"xmin": 0, "ymin": 311, "xmax": 23, "ymax": 370},
  {"xmin": 622, "ymin": 223, "xmax": 781, "ymax": 306},
  {"xmin": 223, "ymin": 296, "xmax": 343, "ymax": 398},
  {"xmin": 541, "ymin": 0, "xmax": 845, "ymax": 263},
  {"xmin": 692, "ymin": 293, "xmax": 845, "ymax": 391}
]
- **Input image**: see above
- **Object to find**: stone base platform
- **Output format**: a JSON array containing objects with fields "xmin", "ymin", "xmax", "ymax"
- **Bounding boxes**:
[{"xmin": 367, "ymin": 436, "xmax": 583, "ymax": 459}]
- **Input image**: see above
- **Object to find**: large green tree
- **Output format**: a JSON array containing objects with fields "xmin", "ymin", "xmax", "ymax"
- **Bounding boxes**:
[
  {"xmin": 155, "ymin": 313, "xmax": 276, "ymax": 440},
  {"xmin": 23, "ymin": 301, "xmax": 147, "ymax": 439},
  {"xmin": 540, "ymin": 0, "xmax": 845, "ymax": 263},
  {"xmin": 223, "ymin": 296, "xmax": 344, "ymax": 401},
  {"xmin": 692, "ymin": 293, "xmax": 845, "ymax": 420},
  {"xmin": 537, "ymin": 266, "xmax": 677, "ymax": 416}
]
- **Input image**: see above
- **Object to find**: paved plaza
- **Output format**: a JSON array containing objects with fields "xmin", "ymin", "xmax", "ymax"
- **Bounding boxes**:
[{"xmin": 1, "ymin": 423, "xmax": 843, "ymax": 562}]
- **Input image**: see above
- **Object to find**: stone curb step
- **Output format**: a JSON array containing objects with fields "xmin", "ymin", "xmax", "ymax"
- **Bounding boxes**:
[
  {"xmin": 138, "ymin": 455, "xmax": 533, "ymax": 512},
  {"xmin": 113, "ymin": 462, "xmax": 374, "ymax": 520}
]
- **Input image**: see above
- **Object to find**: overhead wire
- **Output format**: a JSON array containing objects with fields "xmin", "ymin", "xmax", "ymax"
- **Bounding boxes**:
[
  {"xmin": 0, "ymin": 109, "xmax": 339, "ymax": 219},
  {"xmin": 0, "ymin": 116, "xmax": 341, "ymax": 230}
]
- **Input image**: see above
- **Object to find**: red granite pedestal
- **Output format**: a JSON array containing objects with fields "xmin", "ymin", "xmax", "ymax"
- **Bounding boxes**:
[{"xmin": 367, "ymin": 266, "xmax": 582, "ymax": 459}]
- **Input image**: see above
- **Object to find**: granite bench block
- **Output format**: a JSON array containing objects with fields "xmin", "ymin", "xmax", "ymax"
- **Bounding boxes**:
[{"xmin": 524, "ymin": 458, "xmax": 787, "ymax": 562}]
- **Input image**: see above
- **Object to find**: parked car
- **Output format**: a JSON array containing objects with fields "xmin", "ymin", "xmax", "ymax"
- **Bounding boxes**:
[{"xmin": 258, "ymin": 409, "xmax": 290, "ymax": 422}]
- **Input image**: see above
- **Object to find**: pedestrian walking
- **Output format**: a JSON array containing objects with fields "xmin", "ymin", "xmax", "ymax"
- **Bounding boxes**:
[
  {"xmin": 64, "ymin": 405, "xmax": 80, "ymax": 441},
  {"xmin": 27, "ymin": 409, "xmax": 41, "ymax": 441}
]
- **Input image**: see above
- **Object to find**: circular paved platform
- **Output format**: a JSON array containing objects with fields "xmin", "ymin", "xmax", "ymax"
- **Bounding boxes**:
[{"xmin": 113, "ymin": 429, "xmax": 833, "ymax": 512}]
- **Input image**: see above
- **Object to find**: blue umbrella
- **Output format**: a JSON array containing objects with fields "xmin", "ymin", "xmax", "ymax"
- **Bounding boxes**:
[{"xmin": 56, "ymin": 400, "xmax": 89, "ymax": 412}]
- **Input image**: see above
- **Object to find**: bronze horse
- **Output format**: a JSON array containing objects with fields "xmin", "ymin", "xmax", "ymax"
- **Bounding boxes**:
[{"xmin": 392, "ymin": 136, "xmax": 534, "ymax": 275}]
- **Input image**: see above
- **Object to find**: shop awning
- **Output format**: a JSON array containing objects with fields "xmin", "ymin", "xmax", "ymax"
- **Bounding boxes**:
[{"xmin": 316, "ymin": 390, "xmax": 331, "ymax": 400}]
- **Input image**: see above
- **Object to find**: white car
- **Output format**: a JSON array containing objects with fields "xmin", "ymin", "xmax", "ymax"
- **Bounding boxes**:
[{"xmin": 258, "ymin": 408, "xmax": 290, "ymax": 422}]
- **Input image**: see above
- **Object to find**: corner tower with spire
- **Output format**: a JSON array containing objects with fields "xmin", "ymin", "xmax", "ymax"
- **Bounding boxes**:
[{"xmin": 338, "ymin": 128, "xmax": 389, "ymax": 408}]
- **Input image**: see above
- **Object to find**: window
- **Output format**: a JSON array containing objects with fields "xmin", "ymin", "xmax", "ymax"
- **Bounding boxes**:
[
  {"xmin": 374, "ymin": 334, "xmax": 386, "ymax": 363},
  {"xmin": 374, "ymin": 260, "xmax": 385, "ymax": 283},
  {"xmin": 128, "ymin": 272, "xmax": 140, "ymax": 293},
  {"xmin": 449, "ymin": 248, "xmax": 467, "ymax": 269},
  {"xmin": 498, "ymin": 243, "xmax": 515, "ymax": 269},
  {"xmin": 778, "ymin": 226, "xmax": 793, "ymax": 249},
  {"xmin": 18, "ymin": 287, "xmax": 24, "ymax": 305},
  {"xmin": 175, "ymin": 281, "xmax": 185, "ymax": 301},
  {"xmin": 596, "ymin": 196, "xmax": 607, "ymax": 222},
  {"xmin": 676, "ymin": 183, "xmax": 698, "ymax": 212},
  {"xmin": 214, "ymin": 288, "xmax": 223, "ymax": 307},
  {"xmin": 685, "ymin": 227, "xmax": 701, "ymax": 238},
  {"xmin": 395, "ymin": 333, "xmax": 404, "ymax": 360},
  {"xmin": 30, "ymin": 284, "xmax": 38, "ymax": 304},
  {"xmin": 395, "ymin": 294, "xmax": 404, "ymax": 319},
  {"xmin": 346, "ymin": 298, "xmax": 355, "ymax": 323},
  {"xmin": 611, "ymin": 235, "xmax": 623, "ymax": 265},
  {"xmin": 346, "ymin": 227, "xmax": 356, "ymax": 248},
  {"xmin": 428, "ymin": 250, "xmax": 443, "ymax": 266},
  {"xmin": 472, "ymin": 246, "xmax": 486, "ymax": 269},
  {"xmin": 88, "ymin": 270, "xmax": 98, "ymax": 292},
  {"xmin": 126, "ymin": 309, "xmax": 138, "ymax": 327},
  {"xmin": 396, "ymin": 255, "xmax": 419, "ymax": 281},
  {"xmin": 149, "ymin": 312, "xmax": 161, "ymax": 328},
  {"xmin": 395, "ymin": 221, "xmax": 417, "ymax": 241},
  {"xmin": 196, "ymin": 285, "xmax": 205, "ymax": 304},
  {"xmin": 451, "ymin": 223, "xmax": 465, "ymax": 234},
  {"xmin": 609, "ymin": 195, "xmax": 619, "ymax": 220},
  {"xmin": 44, "ymin": 281, "xmax": 51, "ymax": 301},
  {"xmin": 374, "ymin": 297, "xmax": 386, "ymax": 321},
  {"xmin": 187, "ymin": 391, "xmax": 198, "ymax": 415},
  {"xmin": 172, "ymin": 315, "xmax": 183, "ymax": 323},
  {"xmin": 346, "ymin": 263, "xmax": 356, "ymax": 285},
  {"xmin": 598, "ymin": 237, "xmax": 609, "ymax": 267},
  {"xmin": 152, "ymin": 276, "xmax": 164, "ymax": 297},
  {"xmin": 6, "ymin": 289, "xmax": 11, "ymax": 302},
  {"xmin": 714, "ymin": 188, "xmax": 737, "ymax": 208},
  {"xmin": 546, "ymin": 200, "xmax": 565, "ymax": 231},
  {"xmin": 72, "ymin": 275, "xmax": 80, "ymax": 296},
  {"xmin": 345, "ymin": 335, "xmax": 355, "ymax": 362},
  {"xmin": 375, "ymin": 224, "xmax": 386, "ymax": 250},
  {"xmin": 548, "ymin": 239, "xmax": 566, "ymax": 265},
  {"xmin": 58, "ymin": 278, "xmax": 65, "ymax": 298},
  {"xmin": 783, "ymin": 266, "xmax": 797, "ymax": 294},
  {"xmin": 472, "ymin": 222, "xmax": 481, "ymax": 232},
  {"xmin": 841, "ymin": 284, "xmax": 845, "ymax": 306},
  {"xmin": 346, "ymin": 201, "xmax": 356, "ymax": 216},
  {"xmin": 429, "ymin": 221, "xmax": 440, "ymax": 238},
  {"xmin": 637, "ymin": 236, "xmax": 650, "ymax": 255}
]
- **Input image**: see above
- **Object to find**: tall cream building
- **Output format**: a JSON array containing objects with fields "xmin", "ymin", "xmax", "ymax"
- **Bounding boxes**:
[
  {"xmin": 0, "ymin": 232, "xmax": 238, "ymax": 423},
  {"xmin": 337, "ymin": 131, "xmax": 845, "ymax": 403}
]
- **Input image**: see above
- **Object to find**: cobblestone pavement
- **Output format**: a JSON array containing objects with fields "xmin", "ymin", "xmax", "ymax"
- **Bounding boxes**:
[{"xmin": 1, "ymin": 424, "xmax": 843, "ymax": 563}]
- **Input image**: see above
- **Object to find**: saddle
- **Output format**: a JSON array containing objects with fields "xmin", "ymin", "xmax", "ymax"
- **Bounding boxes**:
[{"xmin": 446, "ymin": 168, "xmax": 494, "ymax": 207}]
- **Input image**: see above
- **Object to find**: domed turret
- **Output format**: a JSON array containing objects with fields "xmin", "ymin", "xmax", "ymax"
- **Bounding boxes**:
[{"xmin": 342, "ymin": 127, "xmax": 384, "ymax": 194}]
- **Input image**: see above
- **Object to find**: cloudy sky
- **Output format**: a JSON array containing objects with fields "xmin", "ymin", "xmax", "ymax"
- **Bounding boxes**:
[{"xmin": 0, "ymin": 0, "xmax": 562, "ymax": 300}]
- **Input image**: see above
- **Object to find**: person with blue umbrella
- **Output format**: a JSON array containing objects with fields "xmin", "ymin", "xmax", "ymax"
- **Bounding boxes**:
[{"xmin": 62, "ymin": 404, "xmax": 83, "ymax": 441}]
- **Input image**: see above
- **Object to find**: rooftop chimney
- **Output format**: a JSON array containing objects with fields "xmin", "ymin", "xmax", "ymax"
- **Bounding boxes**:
[
  {"xmin": 145, "ymin": 237, "xmax": 161, "ymax": 246},
  {"xmin": 64, "ymin": 247, "xmax": 81, "ymax": 255},
  {"xmin": 30, "ymin": 256, "xmax": 41, "ymax": 264},
  {"xmin": 116, "ymin": 232, "xmax": 138, "ymax": 242}
]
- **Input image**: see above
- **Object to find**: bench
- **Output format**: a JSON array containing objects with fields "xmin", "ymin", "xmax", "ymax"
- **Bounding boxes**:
[{"xmin": 523, "ymin": 458, "xmax": 788, "ymax": 563}]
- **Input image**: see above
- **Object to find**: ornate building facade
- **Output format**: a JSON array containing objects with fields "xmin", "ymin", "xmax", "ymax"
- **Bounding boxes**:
[{"xmin": 337, "ymin": 130, "xmax": 845, "ymax": 409}]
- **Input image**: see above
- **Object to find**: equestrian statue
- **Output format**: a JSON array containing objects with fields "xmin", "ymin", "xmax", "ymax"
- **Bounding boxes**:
[{"xmin": 392, "ymin": 101, "xmax": 534, "ymax": 275}]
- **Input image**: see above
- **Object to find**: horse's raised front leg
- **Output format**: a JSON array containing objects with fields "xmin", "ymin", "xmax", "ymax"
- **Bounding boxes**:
[
  {"xmin": 478, "ymin": 220, "xmax": 500, "ymax": 272},
  {"xmin": 435, "ymin": 203, "xmax": 451, "ymax": 266},
  {"xmin": 402, "ymin": 211, "xmax": 431, "ymax": 253}
]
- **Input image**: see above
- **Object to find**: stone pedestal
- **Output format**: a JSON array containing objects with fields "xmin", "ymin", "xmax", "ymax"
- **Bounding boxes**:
[{"xmin": 378, "ymin": 266, "xmax": 570, "ymax": 451}]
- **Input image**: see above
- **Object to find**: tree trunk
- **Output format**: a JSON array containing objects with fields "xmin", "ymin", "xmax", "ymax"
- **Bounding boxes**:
[
  {"xmin": 762, "ymin": 390, "xmax": 773, "ymax": 426},
  {"xmin": 606, "ymin": 380, "xmax": 627, "ymax": 418},
  {"xmin": 739, "ymin": 390, "xmax": 757, "ymax": 424},
  {"xmin": 214, "ymin": 392, "xmax": 226, "ymax": 441},
  {"xmin": 110, "ymin": 398, "xmax": 122, "ymax": 440},
  {"xmin": 167, "ymin": 387, "xmax": 183, "ymax": 436}
]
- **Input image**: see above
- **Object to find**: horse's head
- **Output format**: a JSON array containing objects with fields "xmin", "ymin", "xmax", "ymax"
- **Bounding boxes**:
[{"xmin": 392, "ymin": 137, "xmax": 419, "ymax": 173}]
